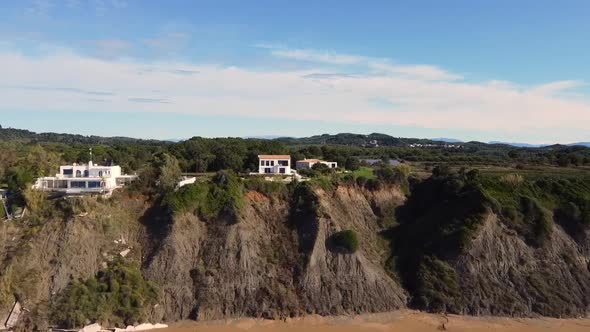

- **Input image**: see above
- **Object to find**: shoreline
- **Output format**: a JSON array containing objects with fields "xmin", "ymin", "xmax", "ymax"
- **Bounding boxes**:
[{"xmin": 157, "ymin": 310, "xmax": 590, "ymax": 332}]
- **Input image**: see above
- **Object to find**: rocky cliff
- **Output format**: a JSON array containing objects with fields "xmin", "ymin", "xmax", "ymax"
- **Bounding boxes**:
[{"xmin": 1, "ymin": 174, "xmax": 590, "ymax": 330}]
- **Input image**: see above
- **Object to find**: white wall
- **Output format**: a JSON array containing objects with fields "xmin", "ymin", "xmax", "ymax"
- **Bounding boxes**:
[{"xmin": 258, "ymin": 158, "xmax": 291, "ymax": 174}]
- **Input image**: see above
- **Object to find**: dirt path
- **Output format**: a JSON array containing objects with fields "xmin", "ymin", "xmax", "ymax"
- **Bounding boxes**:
[{"xmin": 158, "ymin": 310, "xmax": 590, "ymax": 332}]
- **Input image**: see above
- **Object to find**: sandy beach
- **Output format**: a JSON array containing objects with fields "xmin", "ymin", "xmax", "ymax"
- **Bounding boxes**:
[{"xmin": 158, "ymin": 310, "xmax": 590, "ymax": 332}]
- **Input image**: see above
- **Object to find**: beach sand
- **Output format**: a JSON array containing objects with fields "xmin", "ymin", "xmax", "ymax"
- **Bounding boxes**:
[{"xmin": 158, "ymin": 310, "xmax": 590, "ymax": 332}]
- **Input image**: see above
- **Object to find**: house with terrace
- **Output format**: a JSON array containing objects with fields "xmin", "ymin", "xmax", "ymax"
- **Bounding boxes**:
[
  {"xmin": 258, "ymin": 155, "xmax": 291, "ymax": 174},
  {"xmin": 295, "ymin": 158, "xmax": 338, "ymax": 170},
  {"xmin": 32, "ymin": 158, "xmax": 136, "ymax": 197}
]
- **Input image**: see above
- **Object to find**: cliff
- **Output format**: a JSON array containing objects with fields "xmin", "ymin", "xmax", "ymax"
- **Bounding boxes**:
[{"xmin": 1, "ymin": 173, "xmax": 589, "ymax": 330}]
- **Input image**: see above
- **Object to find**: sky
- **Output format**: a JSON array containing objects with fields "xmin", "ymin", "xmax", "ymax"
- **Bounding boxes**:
[{"xmin": 0, "ymin": 0, "xmax": 589, "ymax": 143}]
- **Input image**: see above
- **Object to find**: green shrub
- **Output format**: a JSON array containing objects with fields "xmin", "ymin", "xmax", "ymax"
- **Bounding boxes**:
[
  {"xmin": 162, "ymin": 170, "xmax": 244, "ymax": 223},
  {"xmin": 330, "ymin": 230, "xmax": 359, "ymax": 253},
  {"xmin": 243, "ymin": 176, "xmax": 287, "ymax": 197},
  {"xmin": 413, "ymin": 256, "xmax": 461, "ymax": 312},
  {"xmin": 50, "ymin": 259, "xmax": 159, "ymax": 329},
  {"xmin": 355, "ymin": 176, "xmax": 368, "ymax": 187}
]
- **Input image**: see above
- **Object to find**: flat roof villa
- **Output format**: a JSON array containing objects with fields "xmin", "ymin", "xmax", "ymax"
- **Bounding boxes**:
[
  {"xmin": 296, "ymin": 158, "xmax": 338, "ymax": 169},
  {"xmin": 258, "ymin": 155, "xmax": 291, "ymax": 175},
  {"xmin": 32, "ymin": 160, "xmax": 136, "ymax": 196}
]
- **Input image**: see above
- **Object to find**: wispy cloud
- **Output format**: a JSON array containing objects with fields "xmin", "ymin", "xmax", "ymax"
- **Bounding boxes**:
[
  {"xmin": 143, "ymin": 32, "xmax": 191, "ymax": 54},
  {"xmin": 94, "ymin": 39, "xmax": 133, "ymax": 58},
  {"xmin": 0, "ymin": 50, "xmax": 589, "ymax": 143},
  {"xmin": 24, "ymin": 0, "xmax": 55, "ymax": 17},
  {"xmin": 257, "ymin": 44, "xmax": 462, "ymax": 81},
  {"xmin": 4, "ymin": 84, "xmax": 114, "ymax": 96},
  {"xmin": 128, "ymin": 97, "xmax": 170, "ymax": 104}
]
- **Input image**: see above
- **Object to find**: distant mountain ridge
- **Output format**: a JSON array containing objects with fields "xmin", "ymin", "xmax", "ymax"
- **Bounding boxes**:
[{"xmin": 1, "ymin": 125, "xmax": 588, "ymax": 148}]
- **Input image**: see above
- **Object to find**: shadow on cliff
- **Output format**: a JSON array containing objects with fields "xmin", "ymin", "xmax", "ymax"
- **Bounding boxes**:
[{"xmin": 139, "ymin": 197, "xmax": 174, "ymax": 267}]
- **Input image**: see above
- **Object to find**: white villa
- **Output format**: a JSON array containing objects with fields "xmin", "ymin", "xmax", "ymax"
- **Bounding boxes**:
[
  {"xmin": 258, "ymin": 155, "xmax": 291, "ymax": 174},
  {"xmin": 296, "ymin": 158, "xmax": 338, "ymax": 169},
  {"xmin": 32, "ymin": 160, "xmax": 136, "ymax": 196}
]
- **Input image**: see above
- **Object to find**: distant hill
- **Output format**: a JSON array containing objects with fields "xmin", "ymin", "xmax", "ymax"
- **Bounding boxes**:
[
  {"xmin": 0, "ymin": 125, "xmax": 168, "ymax": 146},
  {"xmin": 275, "ymin": 133, "xmax": 446, "ymax": 147},
  {"xmin": 431, "ymin": 137, "xmax": 463, "ymax": 143},
  {"xmin": 488, "ymin": 141, "xmax": 545, "ymax": 148},
  {"xmin": 570, "ymin": 142, "xmax": 590, "ymax": 147}
]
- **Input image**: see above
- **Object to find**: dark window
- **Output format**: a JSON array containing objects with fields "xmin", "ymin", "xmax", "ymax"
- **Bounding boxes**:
[
  {"xmin": 279, "ymin": 168, "xmax": 286, "ymax": 174},
  {"xmin": 88, "ymin": 181, "xmax": 102, "ymax": 188},
  {"xmin": 264, "ymin": 168, "xmax": 272, "ymax": 174},
  {"xmin": 278, "ymin": 160, "xmax": 289, "ymax": 166},
  {"xmin": 260, "ymin": 160, "xmax": 264, "ymax": 166},
  {"xmin": 71, "ymin": 181, "xmax": 86, "ymax": 188},
  {"xmin": 270, "ymin": 160, "xmax": 275, "ymax": 166},
  {"xmin": 83, "ymin": 170, "xmax": 89, "ymax": 177},
  {"xmin": 75, "ymin": 170, "xmax": 82, "ymax": 177},
  {"xmin": 63, "ymin": 169, "xmax": 73, "ymax": 175},
  {"xmin": 98, "ymin": 171, "xmax": 103, "ymax": 176}
]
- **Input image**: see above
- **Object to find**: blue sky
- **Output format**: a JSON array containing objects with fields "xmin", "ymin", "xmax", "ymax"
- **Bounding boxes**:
[{"xmin": 0, "ymin": 0, "xmax": 589, "ymax": 143}]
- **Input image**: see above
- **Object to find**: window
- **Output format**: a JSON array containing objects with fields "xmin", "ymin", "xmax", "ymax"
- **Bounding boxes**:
[
  {"xmin": 83, "ymin": 170, "xmax": 89, "ymax": 177},
  {"xmin": 265, "ymin": 160, "xmax": 270, "ymax": 166},
  {"xmin": 75, "ymin": 170, "xmax": 82, "ymax": 177},
  {"xmin": 278, "ymin": 160, "xmax": 289, "ymax": 166},
  {"xmin": 63, "ymin": 169, "xmax": 73, "ymax": 175},
  {"xmin": 260, "ymin": 160, "xmax": 265, "ymax": 166},
  {"xmin": 264, "ymin": 168, "xmax": 272, "ymax": 174},
  {"xmin": 279, "ymin": 168, "xmax": 286, "ymax": 174},
  {"xmin": 98, "ymin": 171, "xmax": 103, "ymax": 176},
  {"xmin": 71, "ymin": 181, "xmax": 86, "ymax": 188},
  {"xmin": 88, "ymin": 181, "xmax": 102, "ymax": 188},
  {"xmin": 270, "ymin": 160, "xmax": 275, "ymax": 166}
]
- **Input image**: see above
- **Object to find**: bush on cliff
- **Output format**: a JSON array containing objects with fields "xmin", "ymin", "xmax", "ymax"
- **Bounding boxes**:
[
  {"xmin": 330, "ymin": 230, "xmax": 359, "ymax": 253},
  {"xmin": 50, "ymin": 259, "xmax": 159, "ymax": 329},
  {"xmin": 162, "ymin": 170, "xmax": 244, "ymax": 223}
]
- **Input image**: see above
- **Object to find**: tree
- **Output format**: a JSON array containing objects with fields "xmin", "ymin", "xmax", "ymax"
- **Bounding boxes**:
[
  {"xmin": 344, "ymin": 157, "xmax": 360, "ymax": 171},
  {"xmin": 6, "ymin": 167, "xmax": 34, "ymax": 192},
  {"xmin": 152, "ymin": 153, "xmax": 182, "ymax": 193},
  {"xmin": 25, "ymin": 145, "xmax": 61, "ymax": 177},
  {"xmin": 311, "ymin": 163, "xmax": 331, "ymax": 174}
]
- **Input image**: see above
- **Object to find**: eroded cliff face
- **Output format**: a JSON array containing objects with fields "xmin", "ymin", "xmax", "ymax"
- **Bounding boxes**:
[
  {"xmin": 142, "ymin": 185, "xmax": 407, "ymax": 321},
  {"xmin": 2, "ymin": 180, "xmax": 590, "ymax": 330},
  {"xmin": 454, "ymin": 213, "xmax": 590, "ymax": 317},
  {"xmin": 0, "ymin": 194, "xmax": 151, "ymax": 330}
]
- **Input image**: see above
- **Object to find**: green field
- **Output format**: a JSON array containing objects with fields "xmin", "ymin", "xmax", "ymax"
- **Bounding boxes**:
[{"xmin": 352, "ymin": 167, "xmax": 376, "ymax": 179}]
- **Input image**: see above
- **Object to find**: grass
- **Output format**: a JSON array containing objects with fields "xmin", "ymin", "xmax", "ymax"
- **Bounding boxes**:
[
  {"xmin": 351, "ymin": 167, "xmax": 376, "ymax": 180},
  {"xmin": 478, "ymin": 173, "xmax": 590, "ymax": 245}
]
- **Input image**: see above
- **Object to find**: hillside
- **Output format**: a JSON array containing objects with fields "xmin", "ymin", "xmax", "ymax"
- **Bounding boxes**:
[
  {"xmin": 1, "ymin": 169, "xmax": 590, "ymax": 330},
  {"xmin": 0, "ymin": 125, "xmax": 167, "ymax": 146}
]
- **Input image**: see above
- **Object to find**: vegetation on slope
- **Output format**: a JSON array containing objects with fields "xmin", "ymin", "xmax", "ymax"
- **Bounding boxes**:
[
  {"xmin": 391, "ymin": 169, "xmax": 492, "ymax": 312},
  {"xmin": 480, "ymin": 173, "xmax": 590, "ymax": 244},
  {"xmin": 329, "ymin": 230, "xmax": 359, "ymax": 253},
  {"xmin": 162, "ymin": 170, "xmax": 244, "ymax": 224},
  {"xmin": 50, "ymin": 259, "xmax": 159, "ymax": 329}
]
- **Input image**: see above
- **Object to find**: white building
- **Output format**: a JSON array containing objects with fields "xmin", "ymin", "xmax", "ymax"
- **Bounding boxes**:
[
  {"xmin": 258, "ymin": 155, "xmax": 291, "ymax": 174},
  {"xmin": 32, "ymin": 160, "xmax": 136, "ymax": 196},
  {"xmin": 295, "ymin": 158, "xmax": 338, "ymax": 170}
]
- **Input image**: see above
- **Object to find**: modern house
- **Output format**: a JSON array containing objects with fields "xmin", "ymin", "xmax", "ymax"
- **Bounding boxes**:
[
  {"xmin": 258, "ymin": 155, "xmax": 291, "ymax": 174},
  {"xmin": 296, "ymin": 158, "xmax": 338, "ymax": 169},
  {"xmin": 32, "ymin": 159, "xmax": 136, "ymax": 196}
]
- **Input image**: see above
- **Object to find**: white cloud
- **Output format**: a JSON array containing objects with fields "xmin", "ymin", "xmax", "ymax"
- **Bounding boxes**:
[
  {"xmin": 0, "ymin": 50, "xmax": 589, "ymax": 143},
  {"xmin": 95, "ymin": 39, "xmax": 133, "ymax": 58},
  {"xmin": 142, "ymin": 32, "xmax": 191, "ymax": 54},
  {"xmin": 258, "ymin": 45, "xmax": 462, "ymax": 81}
]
